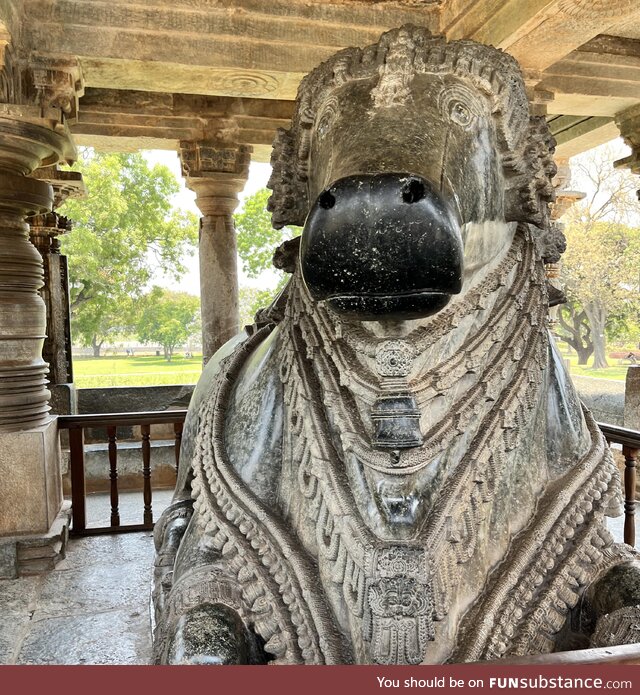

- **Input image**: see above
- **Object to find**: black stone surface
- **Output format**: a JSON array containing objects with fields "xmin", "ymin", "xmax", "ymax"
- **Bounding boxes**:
[{"xmin": 301, "ymin": 173, "xmax": 463, "ymax": 320}]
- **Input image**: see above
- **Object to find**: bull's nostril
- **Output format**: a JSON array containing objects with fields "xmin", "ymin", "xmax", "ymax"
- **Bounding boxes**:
[
  {"xmin": 319, "ymin": 191, "xmax": 336, "ymax": 209},
  {"xmin": 402, "ymin": 179, "xmax": 425, "ymax": 204}
]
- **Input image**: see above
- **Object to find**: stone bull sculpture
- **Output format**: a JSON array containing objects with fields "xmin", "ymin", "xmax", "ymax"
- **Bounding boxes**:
[{"xmin": 152, "ymin": 26, "xmax": 640, "ymax": 665}]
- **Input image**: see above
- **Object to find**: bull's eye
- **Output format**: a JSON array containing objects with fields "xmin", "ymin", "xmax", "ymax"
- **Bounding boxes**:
[
  {"xmin": 449, "ymin": 100, "xmax": 473, "ymax": 127},
  {"xmin": 438, "ymin": 84, "xmax": 483, "ymax": 130},
  {"xmin": 315, "ymin": 96, "xmax": 339, "ymax": 143}
]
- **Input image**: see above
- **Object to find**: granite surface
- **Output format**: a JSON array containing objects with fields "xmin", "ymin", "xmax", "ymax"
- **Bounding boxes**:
[{"xmin": 0, "ymin": 491, "xmax": 635, "ymax": 665}]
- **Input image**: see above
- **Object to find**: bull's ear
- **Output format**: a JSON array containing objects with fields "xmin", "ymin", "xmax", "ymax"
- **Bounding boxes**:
[
  {"xmin": 503, "ymin": 116, "xmax": 557, "ymax": 229},
  {"xmin": 267, "ymin": 127, "xmax": 309, "ymax": 229}
]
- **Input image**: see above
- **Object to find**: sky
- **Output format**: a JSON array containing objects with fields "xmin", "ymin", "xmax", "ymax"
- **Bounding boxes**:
[{"xmin": 141, "ymin": 150, "xmax": 274, "ymax": 296}]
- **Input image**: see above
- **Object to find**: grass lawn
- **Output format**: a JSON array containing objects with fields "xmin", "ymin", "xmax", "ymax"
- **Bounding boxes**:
[
  {"xmin": 72, "ymin": 350, "xmax": 632, "ymax": 388},
  {"xmin": 72, "ymin": 354, "xmax": 203, "ymax": 388},
  {"xmin": 558, "ymin": 354, "xmax": 631, "ymax": 382}
]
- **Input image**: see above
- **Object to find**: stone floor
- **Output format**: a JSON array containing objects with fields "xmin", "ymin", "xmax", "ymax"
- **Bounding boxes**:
[
  {"xmin": 0, "ymin": 493, "xmax": 638, "ymax": 665},
  {"xmin": 0, "ymin": 490, "xmax": 173, "ymax": 665}
]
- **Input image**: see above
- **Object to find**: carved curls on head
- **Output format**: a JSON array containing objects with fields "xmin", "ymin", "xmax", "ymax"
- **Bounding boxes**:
[{"xmin": 267, "ymin": 25, "xmax": 558, "ymax": 243}]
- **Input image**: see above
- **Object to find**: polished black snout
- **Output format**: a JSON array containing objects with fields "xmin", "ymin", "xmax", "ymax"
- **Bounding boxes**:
[{"xmin": 300, "ymin": 173, "xmax": 463, "ymax": 320}]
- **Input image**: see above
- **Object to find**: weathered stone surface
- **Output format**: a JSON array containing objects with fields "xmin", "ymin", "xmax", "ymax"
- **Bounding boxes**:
[
  {"xmin": 18, "ymin": 608, "xmax": 151, "ymax": 665},
  {"xmin": 77, "ymin": 384, "xmax": 193, "ymax": 416},
  {"xmin": 624, "ymin": 366, "xmax": 640, "ymax": 430},
  {"xmin": 573, "ymin": 375, "xmax": 625, "ymax": 427},
  {"xmin": 0, "ymin": 540, "xmax": 17, "ymax": 579},
  {"xmin": 0, "ymin": 420, "xmax": 62, "ymax": 536},
  {"xmin": 0, "ymin": 501, "xmax": 71, "ymax": 577},
  {"xmin": 153, "ymin": 27, "xmax": 640, "ymax": 666},
  {"xmin": 0, "ymin": 532, "xmax": 156, "ymax": 665},
  {"xmin": 49, "ymin": 383, "xmax": 77, "ymax": 416}
]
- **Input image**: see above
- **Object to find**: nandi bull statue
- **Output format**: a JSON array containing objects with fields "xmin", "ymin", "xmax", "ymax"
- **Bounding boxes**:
[{"xmin": 152, "ymin": 26, "xmax": 640, "ymax": 665}]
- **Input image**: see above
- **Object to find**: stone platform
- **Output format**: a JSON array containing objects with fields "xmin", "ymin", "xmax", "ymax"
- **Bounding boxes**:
[{"xmin": 0, "ymin": 490, "xmax": 172, "ymax": 664}]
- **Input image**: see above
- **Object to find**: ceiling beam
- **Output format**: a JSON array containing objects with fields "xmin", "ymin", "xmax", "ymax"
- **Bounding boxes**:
[
  {"xmin": 541, "ymin": 36, "xmax": 640, "ymax": 117},
  {"xmin": 23, "ymin": 0, "xmax": 439, "ymax": 97},
  {"xmin": 71, "ymin": 88, "xmax": 293, "ymax": 162},
  {"xmin": 547, "ymin": 115, "xmax": 619, "ymax": 158},
  {"xmin": 443, "ymin": 0, "xmax": 640, "ymax": 72}
]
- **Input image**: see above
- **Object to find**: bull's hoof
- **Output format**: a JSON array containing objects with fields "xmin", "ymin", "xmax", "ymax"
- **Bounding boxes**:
[{"xmin": 163, "ymin": 603, "xmax": 266, "ymax": 665}]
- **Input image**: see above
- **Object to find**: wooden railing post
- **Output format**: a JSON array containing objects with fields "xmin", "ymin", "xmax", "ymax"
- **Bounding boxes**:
[
  {"xmin": 107, "ymin": 425, "xmax": 120, "ymax": 527},
  {"xmin": 68, "ymin": 427, "xmax": 86, "ymax": 534},
  {"xmin": 623, "ymin": 445, "xmax": 638, "ymax": 547},
  {"xmin": 58, "ymin": 410, "xmax": 187, "ymax": 535},
  {"xmin": 174, "ymin": 421, "xmax": 183, "ymax": 476},
  {"xmin": 141, "ymin": 423, "xmax": 153, "ymax": 526}
]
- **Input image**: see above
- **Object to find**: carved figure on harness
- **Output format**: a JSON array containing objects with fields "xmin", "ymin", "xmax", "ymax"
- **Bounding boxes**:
[{"xmin": 152, "ymin": 26, "xmax": 640, "ymax": 665}]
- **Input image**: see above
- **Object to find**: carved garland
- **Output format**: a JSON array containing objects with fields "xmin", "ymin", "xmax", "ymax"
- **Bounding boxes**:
[
  {"xmin": 187, "ymin": 326, "xmax": 345, "ymax": 665},
  {"xmin": 172, "ymin": 227, "xmax": 622, "ymax": 665}
]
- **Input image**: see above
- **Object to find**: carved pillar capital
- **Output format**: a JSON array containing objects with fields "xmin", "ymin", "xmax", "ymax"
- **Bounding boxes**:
[
  {"xmin": 28, "ymin": 166, "xmax": 84, "ymax": 388},
  {"xmin": 29, "ymin": 210, "xmax": 72, "ymax": 251},
  {"xmin": 1, "ymin": 45, "xmax": 84, "ymax": 124},
  {"xmin": 614, "ymin": 103, "xmax": 640, "ymax": 181},
  {"xmin": 32, "ymin": 165, "xmax": 86, "ymax": 208},
  {"xmin": 550, "ymin": 156, "xmax": 585, "ymax": 221},
  {"xmin": 179, "ymin": 140, "xmax": 251, "ymax": 215}
]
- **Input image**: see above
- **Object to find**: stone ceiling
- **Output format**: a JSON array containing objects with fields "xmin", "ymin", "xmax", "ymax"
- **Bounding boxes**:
[{"xmin": 7, "ymin": 0, "xmax": 640, "ymax": 160}]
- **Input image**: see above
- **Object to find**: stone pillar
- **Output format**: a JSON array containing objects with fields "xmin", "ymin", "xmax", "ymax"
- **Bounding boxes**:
[
  {"xmin": 547, "ymin": 157, "xmax": 585, "ymax": 326},
  {"xmin": 614, "ymin": 104, "xmax": 640, "ymax": 187},
  {"xmin": 180, "ymin": 141, "xmax": 251, "ymax": 363},
  {"xmin": 0, "ymin": 48, "xmax": 82, "ymax": 576},
  {"xmin": 625, "ymin": 367, "xmax": 640, "ymax": 431},
  {"xmin": 29, "ymin": 211, "xmax": 73, "ymax": 387},
  {"xmin": 29, "ymin": 167, "xmax": 85, "ymax": 415}
]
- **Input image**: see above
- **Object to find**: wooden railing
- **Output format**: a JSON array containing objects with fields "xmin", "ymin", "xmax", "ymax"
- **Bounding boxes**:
[
  {"xmin": 58, "ymin": 412, "xmax": 638, "ymax": 544},
  {"xmin": 598, "ymin": 421, "xmax": 639, "ymax": 547},
  {"xmin": 58, "ymin": 410, "xmax": 187, "ymax": 536}
]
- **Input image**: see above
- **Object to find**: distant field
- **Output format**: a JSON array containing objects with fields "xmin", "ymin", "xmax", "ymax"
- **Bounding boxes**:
[
  {"xmin": 72, "ymin": 350, "xmax": 632, "ymax": 388},
  {"xmin": 559, "ymin": 354, "xmax": 631, "ymax": 382},
  {"xmin": 72, "ymin": 354, "xmax": 203, "ymax": 388}
]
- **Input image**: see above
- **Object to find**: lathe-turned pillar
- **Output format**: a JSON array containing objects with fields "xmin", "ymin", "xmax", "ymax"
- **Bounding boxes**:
[
  {"xmin": 0, "ymin": 48, "xmax": 81, "ymax": 576},
  {"xmin": 180, "ymin": 141, "xmax": 251, "ymax": 364}
]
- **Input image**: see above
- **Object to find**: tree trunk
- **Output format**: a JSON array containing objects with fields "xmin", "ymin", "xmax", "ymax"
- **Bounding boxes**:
[
  {"xmin": 575, "ymin": 344, "xmax": 592, "ymax": 365},
  {"xmin": 91, "ymin": 335, "xmax": 103, "ymax": 358},
  {"xmin": 584, "ymin": 302, "xmax": 609, "ymax": 369},
  {"xmin": 557, "ymin": 303, "xmax": 593, "ymax": 365}
]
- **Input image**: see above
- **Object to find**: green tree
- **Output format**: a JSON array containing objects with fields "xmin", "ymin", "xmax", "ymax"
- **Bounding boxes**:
[
  {"xmin": 234, "ymin": 188, "xmax": 295, "ymax": 279},
  {"xmin": 238, "ymin": 286, "xmax": 281, "ymax": 328},
  {"xmin": 60, "ymin": 149, "xmax": 198, "ymax": 356},
  {"xmin": 136, "ymin": 287, "xmax": 200, "ymax": 361},
  {"xmin": 556, "ymin": 299, "xmax": 593, "ymax": 365},
  {"xmin": 562, "ymin": 145, "xmax": 640, "ymax": 369},
  {"xmin": 234, "ymin": 188, "xmax": 297, "ymax": 323}
]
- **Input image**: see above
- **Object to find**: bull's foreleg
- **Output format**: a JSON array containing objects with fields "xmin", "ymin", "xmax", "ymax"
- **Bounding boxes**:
[
  {"xmin": 152, "ymin": 498, "xmax": 194, "ymax": 624},
  {"xmin": 160, "ymin": 603, "xmax": 267, "ymax": 665},
  {"xmin": 588, "ymin": 561, "xmax": 640, "ymax": 647}
]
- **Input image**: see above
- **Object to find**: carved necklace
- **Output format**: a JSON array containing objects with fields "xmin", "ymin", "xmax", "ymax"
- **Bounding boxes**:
[
  {"xmin": 187, "ymin": 225, "xmax": 622, "ymax": 666},
  {"xmin": 288, "ymin": 226, "xmax": 545, "ymax": 475}
]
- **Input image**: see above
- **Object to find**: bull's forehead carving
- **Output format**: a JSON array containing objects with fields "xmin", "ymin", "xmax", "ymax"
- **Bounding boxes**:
[
  {"xmin": 300, "ymin": 26, "xmax": 528, "ymax": 149},
  {"xmin": 268, "ymin": 24, "xmax": 558, "ymax": 258}
]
